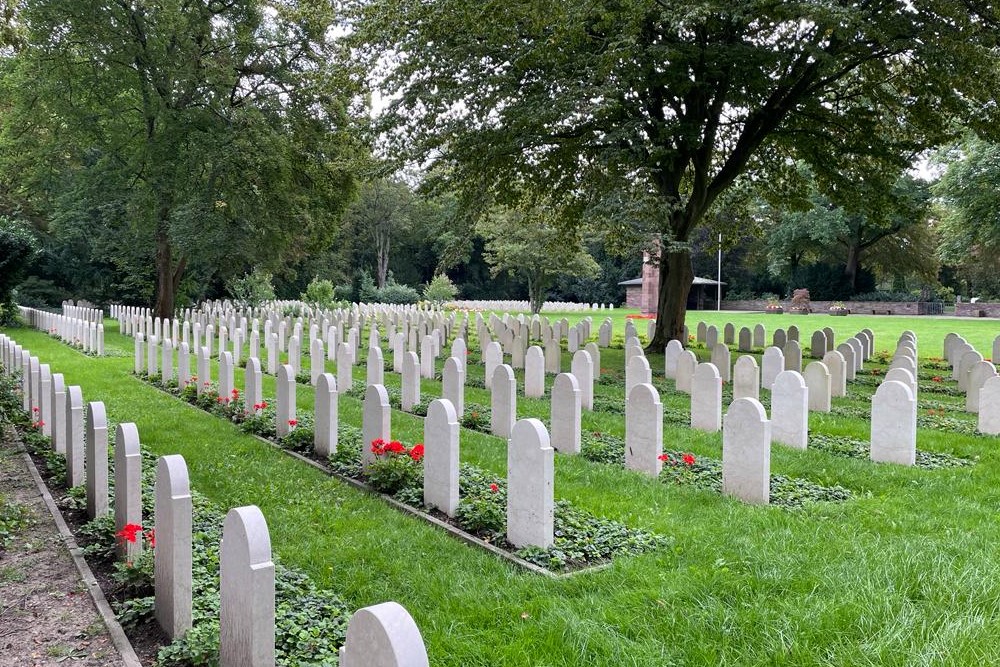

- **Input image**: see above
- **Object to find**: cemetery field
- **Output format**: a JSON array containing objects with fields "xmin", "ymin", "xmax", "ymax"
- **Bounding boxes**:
[{"xmin": 5, "ymin": 314, "xmax": 1000, "ymax": 666}]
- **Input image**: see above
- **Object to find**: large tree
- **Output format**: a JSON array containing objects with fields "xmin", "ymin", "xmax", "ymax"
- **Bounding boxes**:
[
  {"xmin": 353, "ymin": 0, "xmax": 1000, "ymax": 347},
  {"xmin": 2, "ymin": 0, "xmax": 364, "ymax": 317}
]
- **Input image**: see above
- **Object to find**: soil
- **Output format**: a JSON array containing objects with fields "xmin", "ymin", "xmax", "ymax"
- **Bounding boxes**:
[
  {"xmin": 1, "ymin": 428, "xmax": 168, "ymax": 666},
  {"xmin": 0, "ymin": 433, "xmax": 119, "ymax": 666}
]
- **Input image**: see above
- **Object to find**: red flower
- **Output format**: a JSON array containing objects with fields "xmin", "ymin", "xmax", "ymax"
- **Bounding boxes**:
[
  {"xmin": 231, "ymin": 388, "xmax": 239, "ymax": 396},
  {"xmin": 288, "ymin": 419, "xmax": 297, "ymax": 427},
  {"xmin": 682, "ymin": 453, "xmax": 696, "ymax": 466},
  {"xmin": 32, "ymin": 407, "xmax": 39, "ymax": 413},
  {"xmin": 409, "ymin": 444, "xmax": 425, "ymax": 461},
  {"xmin": 658, "ymin": 453, "xmax": 670, "ymax": 462},
  {"xmin": 145, "ymin": 529, "xmax": 155, "ymax": 548},
  {"xmin": 260, "ymin": 401, "xmax": 268, "ymax": 409},
  {"xmin": 932, "ymin": 376, "xmax": 943, "ymax": 383},
  {"xmin": 489, "ymin": 483, "xmax": 499, "ymax": 493},
  {"xmin": 371, "ymin": 438, "xmax": 386, "ymax": 456},
  {"xmin": 115, "ymin": 523, "xmax": 143, "ymax": 544},
  {"xmin": 386, "ymin": 440, "xmax": 406, "ymax": 454}
]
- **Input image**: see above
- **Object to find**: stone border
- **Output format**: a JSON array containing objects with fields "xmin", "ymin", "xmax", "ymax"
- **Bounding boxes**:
[
  {"xmin": 19, "ymin": 444, "xmax": 143, "ymax": 667},
  {"xmin": 147, "ymin": 380, "xmax": 612, "ymax": 579}
]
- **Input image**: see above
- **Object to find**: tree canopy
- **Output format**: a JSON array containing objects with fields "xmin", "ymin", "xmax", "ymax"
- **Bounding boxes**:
[
  {"xmin": 354, "ymin": 0, "xmax": 1000, "ymax": 346},
  {"xmin": 1, "ymin": 0, "xmax": 366, "ymax": 317}
]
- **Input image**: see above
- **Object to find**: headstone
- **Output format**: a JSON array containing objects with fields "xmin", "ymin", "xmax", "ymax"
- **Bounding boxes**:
[
  {"xmin": 484, "ymin": 342, "xmax": 503, "ymax": 385},
  {"xmin": 771, "ymin": 371, "xmax": 808, "ymax": 450},
  {"xmin": 696, "ymin": 322, "xmax": 707, "ymax": 343},
  {"xmin": 823, "ymin": 327, "xmax": 835, "ymax": 352},
  {"xmin": 585, "ymin": 342, "xmax": 601, "ymax": 379},
  {"xmin": 675, "ymin": 350, "xmax": 697, "ymax": 394},
  {"xmin": 753, "ymin": 324, "xmax": 765, "ymax": 348},
  {"xmin": 773, "ymin": 328, "xmax": 786, "ymax": 349},
  {"xmin": 691, "ymin": 363, "xmax": 722, "ymax": 433},
  {"xmin": 276, "ymin": 365, "xmax": 296, "ymax": 438},
  {"xmin": 362, "ymin": 384, "xmax": 392, "ymax": 471},
  {"xmin": 420, "ymin": 335, "xmax": 435, "ymax": 379},
  {"xmin": 810, "ymin": 331, "xmax": 826, "ymax": 359},
  {"xmin": 39, "ymin": 364, "xmax": 52, "ymax": 437},
  {"xmin": 870, "ymin": 381, "xmax": 916, "ymax": 466},
  {"xmin": 783, "ymin": 340, "xmax": 802, "ymax": 373},
  {"xmin": 50, "ymin": 373, "xmax": 66, "ymax": 454},
  {"xmin": 315, "ymin": 374, "xmax": 338, "ymax": 457},
  {"xmin": 337, "ymin": 342, "xmax": 353, "ymax": 395},
  {"xmin": 219, "ymin": 506, "xmax": 274, "ymax": 667},
  {"xmin": 978, "ymin": 376, "xmax": 1000, "ymax": 435},
  {"xmin": 506, "ymin": 419, "xmax": 554, "ymax": 548},
  {"xmin": 738, "ymin": 327, "xmax": 752, "ymax": 352},
  {"xmin": 733, "ymin": 355, "xmax": 760, "ymax": 401},
  {"xmin": 885, "ymin": 367, "xmax": 917, "ymax": 400},
  {"xmin": 423, "ymin": 399, "xmax": 460, "ymax": 517},
  {"xmin": 722, "ymin": 398, "xmax": 771, "ymax": 505},
  {"xmin": 65, "ymin": 386, "xmax": 85, "ymax": 487},
  {"xmin": 310, "ymin": 338, "xmax": 325, "ymax": 385},
  {"xmin": 544, "ymin": 339, "xmax": 561, "ymax": 374},
  {"xmin": 664, "ymin": 340, "xmax": 683, "ymax": 379},
  {"xmin": 155, "ymin": 455, "xmax": 192, "ymax": 639},
  {"xmin": 724, "ymin": 323, "xmax": 735, "ymax": 345},
  {"xmin": 114, "ymin": 423, "xmax": 142, "ymax": 562},
  {"xmin": 787, "ymin": 325, "xmax": 799, "ymax": 343},
  {"xmin": 625, "ymin": 383, "xmax": 662, "ymax": 477},
  {"xmin": 958, "ymin": 349, "xmax": 984, "ymax": 391},
  {"xmin": 760, "ymin": 347, "xmax": 784, "ymax": 390},
  {"xmin": 711, "ymin": 343, "xmax": 731, "ymax": 382},
  {"xmin": 85, "ymin": 401, "xmax": 109, "ymax": 519},
  {"xmin": 162, "ymin": 339, "xmax": 174, "ymax": 383},
  {"xmin": 550, "ymin": 373, "xmax": 581, "ymax": 454},
  {"xmin": 803, "ymin": 361, "xmax": 831, "ymax": 412},
  {"xmin": 338, "ymin": 602, "xmax": 429, "ymax": 667},
  {"xmin": 219, "ymin": 351, "xmax": 235, "ymax": 403},
  {"xmin": 847, "ymin": 337, "xmax": 864, "ymax": 372},
  {"xmin": 524, "ymin": 346, "xmax": 545, "ymax": 398},
  {"xmin": 571, "ymin": 350, "xmax": 594, "ymax": 411},
  {"xmin": 367, "ymin": 346, "xmax": 385, "ymax": 387},
  {"xmin": 705, "ymin": 325, "xmax": 718, "ymax": 351},
  {"xmin": 626, "ymin": 355, "xmax": 652, "ymax": 397},
  {"xmin": 823, "ymin": 350, "xmax": 847, "ymax": 397},
  {"xmin": 441, "ymin": 357, "xmax": 465, "ymax": 418},
  {"xmin": 836, "ymin": 343, "xmax": 856, "ymax": 382},
  {"xmin": 245, "ymin": 357, "xmax": 263, "ymax": 414},
  {"xmin": 490, "ymin": 364, "xmax": 517, "ymax": 438},
  {"xmin": 402, "ymin": 351, "xmax": 421, "ymax": 412},
  {"xmin": 966, "ymin": 361, "xmax": 997, "ymax": 413}
]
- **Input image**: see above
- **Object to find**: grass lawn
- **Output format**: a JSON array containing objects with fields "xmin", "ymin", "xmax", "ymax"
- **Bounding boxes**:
[{"xmin": 5, "ymin": 309, "xmax": 1000, "ymax": 666}]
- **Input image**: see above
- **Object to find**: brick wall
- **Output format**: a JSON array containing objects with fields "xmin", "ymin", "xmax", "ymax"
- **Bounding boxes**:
[
  {"xmin": 955, "ymin": 303, "xmax": 1000, "ymax": 317},
  {"xmin": 720, "ymin": 300, "xmax": 941, "ymax": 315}
]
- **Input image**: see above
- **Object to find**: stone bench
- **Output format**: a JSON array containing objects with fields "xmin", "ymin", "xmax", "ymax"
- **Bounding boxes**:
[{"xmin": 871, "ymin": 309, "xmax": 892, "ymax": 315}]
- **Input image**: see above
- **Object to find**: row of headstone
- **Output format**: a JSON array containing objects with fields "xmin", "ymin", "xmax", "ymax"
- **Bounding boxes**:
[
  {"xmin": 19, "ymin": 306, "xmax": 105, "ymax": 355},
  {"xmin": 2, "ymin": 333, "xmax": 431, "ymax": 667}
]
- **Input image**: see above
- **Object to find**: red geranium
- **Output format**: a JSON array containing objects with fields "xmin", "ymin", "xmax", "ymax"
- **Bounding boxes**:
[
  {"xmin": 682, "ymin": 453, "xmax": 696, "ymax": 466},
  {"xmin": 489, "ymin": 483, "xmax": 499, "ymax": 493},
  {"xmin": 288, "ymin": 419, "xmax": 297, "ymax": 427},
  {"xmin": 409, "ymin": 444, "xmax": 425, "ymax": 461},
  {"xmin": 115, "ymin": 523, "xmax": 143, "ymax": 544}
]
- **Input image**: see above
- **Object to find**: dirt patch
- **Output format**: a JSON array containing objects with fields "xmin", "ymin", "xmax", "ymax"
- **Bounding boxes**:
[{"xmin": 0, "ymin": 436, "xmax": 120, "ymax": 666}]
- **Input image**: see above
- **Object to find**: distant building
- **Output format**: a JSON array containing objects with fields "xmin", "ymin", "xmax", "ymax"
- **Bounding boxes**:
[{"xmin": 619, "ymin": 251, "xmax": 724, "ymax": 313}]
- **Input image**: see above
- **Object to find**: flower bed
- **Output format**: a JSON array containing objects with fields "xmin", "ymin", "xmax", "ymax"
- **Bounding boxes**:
[
  {"xmin": 136, "ymin": 374, "xmax": 670, "ymax": 573},
  {"xmin": 808, "ymin": 433, "xmax": 975, "ymax": 468},
  {"xmin": 580, "ymin": 432, "xmax": 853, "ymax": 508}
]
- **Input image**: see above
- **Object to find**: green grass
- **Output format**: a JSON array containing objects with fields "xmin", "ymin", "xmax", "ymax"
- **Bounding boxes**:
[{"xmin": 6, "ymin": 310, "xmax": 1000, "ymax": 666}]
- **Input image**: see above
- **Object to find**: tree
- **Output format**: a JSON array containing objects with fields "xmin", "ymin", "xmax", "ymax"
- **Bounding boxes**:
[
  {"xmin": 763, "ymin": 172, "xmax": 935, "ymax": 294},
  {"xmin": 0, "ymin": 216, "xmax": 38, "ymax": 324},
  {"xmin": 2, "ymin": 0, "xmax": 364, "ymax": 317},
  {"xmin": 933, "ymin": 137, "xmax": 1000, "ymax": 297},
  {"xmin": 343, "ymin": 179, "xmax": 415, "ymax": 288},
  {"xmin": 478, "ymin": 204, "xmax": 599, "ymax": 314},
  {"xmin": 354, "ymin": 0, "xmax": 1000, "ymax": 347}
]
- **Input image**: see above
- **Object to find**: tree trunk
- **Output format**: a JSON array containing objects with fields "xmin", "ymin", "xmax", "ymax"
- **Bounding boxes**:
[
  {"xmin": 844, "ymin": 244, "xmax": 861, "ymax": 292},
  {"xmin": 528, "ymin": 274, "xmax": 544, "ymax": 314},
  {"xmin": 154, "ymin": 226, "xmax": 175, "ymax": 320},
  {"xmin": 647, "ymin": 248, "xmax": 694, "ymax": 351}
]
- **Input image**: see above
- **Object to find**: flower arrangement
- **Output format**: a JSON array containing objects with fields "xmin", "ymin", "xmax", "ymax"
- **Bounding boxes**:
[
  {"xmin": 367, "ymin": 438, "xmax": 425, "ymax": 495},
  {"xmin": 763, "ymin": 293, "xmax": 783, "ymax": 314},
  {"xmin": 829, "ymin": 301, "xmax": 848, "ymax": 316},
  {"xmin": 789, "ymin": 288, "xmax": 810, "ymax": 314}
]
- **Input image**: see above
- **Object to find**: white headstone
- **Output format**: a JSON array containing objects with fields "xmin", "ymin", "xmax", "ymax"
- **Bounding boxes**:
[
  {"xmin": 625, "ymin": 383, "xmax": 662, "ymax": 477},
  {"xmin": 85, "ymin": 401, "xmax": 109, "ymax": 519},
  {"xmin": 760, "ymin": 347, "xmax": 784, "ymax": 390},
  {"xmin": 276, "ymin": 365, "xmax": 296, "ymax": 438},
  {"xmin": 114, "ymin": 423, "xmax": 142, "ymax": 562},
  {"xmin": 315, "ymin": 373, "xmax": 339, "ymax": 457},
  {"xmin": 339, "ymin": 602, "xmax": 429, "ymax": 667},
  {"xmin": 691, "ymin": 363, "xmax": 722, "ymax": 432},
  {"xmin": 65, "ymin": 385, "xmax": 85, "ymax": 487},
  {"xmin": 722, "ymin": 398, "xmax": 771, "ymax": 505},
  {"xmin": 870, "ymin": 380, "xmax": 916, "ymax": 466},
  {"xmin": 571, "ymin": 350, "xmax": 594, "ymax": 411},
  {"xmin": 524, "ymin": 346, "xmax": 545, "ymax": 398},
  {"xmin": 732, "ymin": 355, "xmax": 760, "ymax": 401},
  {"xmin": 506, "ymin": 419, "xmax": 554, "ymax": 549},
  {"xmin": 823, "ymin": 350, "xmax": 847, "ymax": 397},
  {"xmin": 362, "ymin": 385, "xmax": 391, "ymax": 471},
  {"xmin": 550, "ymin": 373, "xmax": 581, "ymax": 454},
  {"xmin": 771, "ymin": 371, "xmax": 808, "ymax": 450},
  {"xmin": 155, "ymin": 455, "xmax": 192, "ymax": 640},
  {"xmin": 490, "ymin": 364, "xmax": 516, "ymax": 438},
  {"xmin": 803, "ymin": 361, "xmax": 831, "ymax": 412},
  {"xmin": 220, "ymin": 506, "xmax": 274, "ymax": 667},
  {"xmin": 978, "ymin": 376, "xmax": 1000, "ymax": 435},
  {"xmin": 423, "ymin": 399, "xmax": 460, "ymax": 517},
  {"xmin": 675, "ymin": 350, "xmax": 697, "ymax": 394},
  {"xmin": 441, "ymin": 357, "xmax": 465, "ymax": 418}
]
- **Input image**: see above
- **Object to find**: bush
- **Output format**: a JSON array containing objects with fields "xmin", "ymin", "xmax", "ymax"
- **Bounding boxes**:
[
  {"xmin": 366, "ymin": 439, "xmax": 424, "ymax": 495},
  {"xmin": 423, "ymin": 274, "xmax": 458, "ymax": 304},
  {"xmin": 301, "ymin": 277, "xmax": 337, "ymax": 309},
  {"xmin": 226, "ymin": 268, "xmax": 275, "ymax": 308},
  {"xmin": 358, "ymin": 270, "xmax": 420, "ymax": 305},
  {"xmin": 851, "ymin": 291, "xmax": 920, "ymax": 302}
]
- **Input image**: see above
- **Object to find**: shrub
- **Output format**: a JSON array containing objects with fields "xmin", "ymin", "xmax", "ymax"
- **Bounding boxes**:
[
  {"xmin": 366, "ymin": 439, "xmax": 424, "ymax": 495},
  {"xmin": 301, "ymin": 277, "xmax": 337, "ymax": 309},
  {"xmin": 226, "ymin": 268, "xmax": 275, "ymax": 308},
  {"xmin": 423, "ymin": 274, "xmax": 458, "ymax": 304}
]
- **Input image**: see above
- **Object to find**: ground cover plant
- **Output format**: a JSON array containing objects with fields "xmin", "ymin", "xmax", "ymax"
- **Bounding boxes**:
[{"xmin": 3, "ymin": 310, "xmax": 1000, "ymax": 666}]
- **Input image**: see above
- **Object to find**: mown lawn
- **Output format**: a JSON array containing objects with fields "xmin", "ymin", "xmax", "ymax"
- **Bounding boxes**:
[{"xmin": 5, "ymin": 309, "xmax": 1000, "ymax": 666}]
